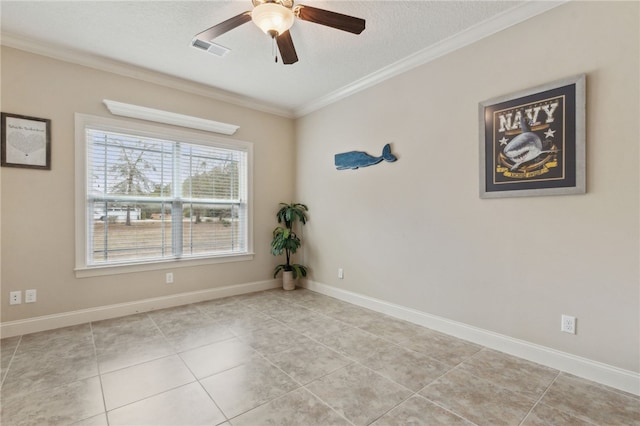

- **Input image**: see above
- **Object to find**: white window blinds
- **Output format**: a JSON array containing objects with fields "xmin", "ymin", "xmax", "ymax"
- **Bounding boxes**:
[{"xmin": 85, "ymin": 128, "xmax": 248, "ymax": 266}]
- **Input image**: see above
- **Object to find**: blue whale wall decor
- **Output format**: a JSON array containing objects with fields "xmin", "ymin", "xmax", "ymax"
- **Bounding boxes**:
[{"xmin": 335, "ymin": 144, "xmax": 397, "ymax": 170}]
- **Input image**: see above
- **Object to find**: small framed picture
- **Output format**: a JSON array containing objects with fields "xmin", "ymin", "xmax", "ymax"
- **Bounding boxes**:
[
  {"xmin": 479, "ymin": 74, "xmax": 585, "ymax": 198},
  {"xmin": 1, "ymin": 112, "xmax": 51, "ymax": 170}
]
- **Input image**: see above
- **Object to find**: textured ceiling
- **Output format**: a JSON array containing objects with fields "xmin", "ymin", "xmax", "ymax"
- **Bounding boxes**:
[{"xmin": 1, "ymin": 1, "xmax": 561, "ymax": 116}]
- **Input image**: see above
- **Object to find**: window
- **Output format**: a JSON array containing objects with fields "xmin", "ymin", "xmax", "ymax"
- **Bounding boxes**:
[{"xmin": 75, "ymin": 114, "xmax": 253, "ymax": 276}]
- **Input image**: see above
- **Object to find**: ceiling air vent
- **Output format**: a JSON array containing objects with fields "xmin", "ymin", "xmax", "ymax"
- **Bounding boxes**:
[{"xmin": 191, "ymin": 38, "xmax": 230, "ymax": 57}]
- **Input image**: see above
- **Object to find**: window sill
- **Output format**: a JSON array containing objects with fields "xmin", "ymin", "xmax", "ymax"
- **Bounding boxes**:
[{"xmin": 74, "ymin": 253, "xmax": 254, "ymax": 278}]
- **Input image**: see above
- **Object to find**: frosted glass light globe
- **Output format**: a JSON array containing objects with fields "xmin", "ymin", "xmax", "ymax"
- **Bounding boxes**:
[{"xmin": 251, "ymin": 3, "xmax": 294, "ymax": 37}]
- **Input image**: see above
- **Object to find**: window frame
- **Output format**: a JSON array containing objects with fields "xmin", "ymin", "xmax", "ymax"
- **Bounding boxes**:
[{"xmin": 74, "ymin": 113, "xmax": 254, "ymax": 278}]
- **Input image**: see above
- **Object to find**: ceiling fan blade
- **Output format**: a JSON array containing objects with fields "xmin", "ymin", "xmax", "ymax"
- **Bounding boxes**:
[
  {"xmin": 295, "ymin": 5, "xmax": 365, "ymax": 34},
  {"xmin": 192, "ymin": 11, "xmax": 252, "ymax": 43},
  {"xmin": 276, "ymin": 30, "xmax": 298, "ymax": 65}
]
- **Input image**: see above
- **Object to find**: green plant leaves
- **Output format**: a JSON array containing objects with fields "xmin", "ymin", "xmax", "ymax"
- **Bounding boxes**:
[
  {"xmin": 276, "ymin": 202, "xmax": 308, "ymax": 228},
  {"xmin": 271, "ymin": 226, "xmax": 301, "ymax": 256},
  {"xmin": 272, "ymin": 202, "xmax": 308, "ymax": 278},
  {"xmin": 273, "ymin": 263, "xmax": 308, "ymax": 279}
]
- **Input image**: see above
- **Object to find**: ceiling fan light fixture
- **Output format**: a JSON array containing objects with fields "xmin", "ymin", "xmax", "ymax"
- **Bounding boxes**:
[{"xmin": 251, "ymin": 2, "xmax": 294, "ymax": 37}]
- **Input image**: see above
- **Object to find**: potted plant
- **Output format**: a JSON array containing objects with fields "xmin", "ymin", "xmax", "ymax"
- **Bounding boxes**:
[{"xmin": 271, "ymin": 202, "xmax": 308, "ymax": 290}]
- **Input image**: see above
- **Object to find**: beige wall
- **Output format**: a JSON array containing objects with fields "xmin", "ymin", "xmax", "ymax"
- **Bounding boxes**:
[
  {"xmin": 296, "ymin": 1, "xmax": 639, "ymax": 372},
  {"xmin": 1, "ymin": 47, "xmax": 295, "ymax": 322}
]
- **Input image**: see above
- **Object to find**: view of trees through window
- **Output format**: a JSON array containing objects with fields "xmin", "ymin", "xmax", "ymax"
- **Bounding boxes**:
[{"xmin": 87, "ymin": 129, "xmax": 247, "ymax": 264}]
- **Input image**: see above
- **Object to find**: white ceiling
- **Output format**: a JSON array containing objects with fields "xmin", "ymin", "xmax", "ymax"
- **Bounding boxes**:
[{"xmin": 1, "ymin": 1, "xmax": 563, "ymax": 117}]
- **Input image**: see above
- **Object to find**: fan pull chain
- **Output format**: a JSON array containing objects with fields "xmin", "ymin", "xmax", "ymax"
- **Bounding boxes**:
[{"xmin": 272, "ymin": 37, "xmax": 278, "ymax": 63}]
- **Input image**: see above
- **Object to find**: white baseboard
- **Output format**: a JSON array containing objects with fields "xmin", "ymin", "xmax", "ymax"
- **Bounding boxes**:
[
  {"xmin": 302, "ymin": 280, "xmax": 640, "ymax": 396},
  {"xmin": 3, "ymin": 278, "xmax": 637, "ymax": 396},
  {"xmin": 0, "ymin": 279, "xmax": 280, "ymax": 338}
]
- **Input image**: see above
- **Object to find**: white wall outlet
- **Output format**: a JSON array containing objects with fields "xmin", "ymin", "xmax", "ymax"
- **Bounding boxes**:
[
  {"xmin": 9, "ymin": 291, "xmax": 22, "ymax": 305},
  {"xmin": 166, "ymin": 272, "xmax": 174, "ymax": 284},
  {"xmin": 561, "ymin": 314, "xmax": 576, "ymax": 334},
  {"xmin": 25, "ymin": 289, "xmax": 37, "ymax": 303},
  {"xmin": 338, "ymin": 268, "xmax": 344, "ymax": 279}
]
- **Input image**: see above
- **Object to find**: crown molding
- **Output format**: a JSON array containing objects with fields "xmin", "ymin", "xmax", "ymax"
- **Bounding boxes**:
[
  {"xmin": 0, "ymin": 32, "xmax": 295, "ymax": 119},
  {"xmin": 295, "ymin": 0, "xmax": 568, "ymax": 118},
  {"xmin": 1, "ymin": 1, "xmax": 566, "ymax": 121}
]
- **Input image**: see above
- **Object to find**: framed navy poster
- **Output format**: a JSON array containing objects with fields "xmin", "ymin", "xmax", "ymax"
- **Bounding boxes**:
[{"xmin": 479, "ymin": 75, "xmax": 585, "ymax": 198}]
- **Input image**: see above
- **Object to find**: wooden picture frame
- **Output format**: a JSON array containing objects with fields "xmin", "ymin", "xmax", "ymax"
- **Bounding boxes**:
[
  {"xmin": 479, "ymin": 74, "xmax": 585, "ymax": 198},
  {"xmin": 1, "ymin": 112, "xmax": 51, "ymax": 170}
]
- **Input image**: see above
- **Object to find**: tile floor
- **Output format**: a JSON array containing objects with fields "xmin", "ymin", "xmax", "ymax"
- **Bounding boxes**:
[{"xmin": 1, "ymin": 288, "xmax": 638, "ymax": 426}]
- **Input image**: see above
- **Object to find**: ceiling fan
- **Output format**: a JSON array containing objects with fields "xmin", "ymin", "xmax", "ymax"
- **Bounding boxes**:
[{"xmin": 191, "ymin": 0, "xmax": 366, "ymax": 65}]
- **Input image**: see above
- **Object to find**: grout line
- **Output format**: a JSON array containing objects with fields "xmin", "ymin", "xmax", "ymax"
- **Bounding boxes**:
[
  {"xmin": 145, "ymin": 311, "xmax": 175, "ymax": 352},
  {"xmin": 517, "ymin": 372, "xmax": 600, "ymax": 426},
  {"xmin": 195, "ymin": 379, "xmax": 229, "ymax": 425},
  {"xmin": 518, "ymin": 371, "xmax": 561, "ymax": 426},
  {"xmin": 419, "ymin": 393, "xmax": 481, "ymax": 426},
  {"xmin": 222, "ymin": 384, "xmax": 306, "ymax": 424},
  {"xmin": 0, "ymin": 334, "xmax": 22, "ymax": 388},
  {"xmin": 89, "ymin": 321, "xmax": 110, "ymax": 426},
  {"xmin": 366, "ymin": 391, "xmax": 418, "ymax": 425},
  {"xmin": 302, "ymin": 385, "xmax": 357, "ymax": 426}
]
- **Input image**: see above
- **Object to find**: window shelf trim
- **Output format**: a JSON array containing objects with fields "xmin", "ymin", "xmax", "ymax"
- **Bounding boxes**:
[
  {"xmin": 102, "ymin": 100, "xmax": 240, "ymax": 136},
  {"xmin": 74, "ymin": 252, "xmax": 255, "ymax": 278}
]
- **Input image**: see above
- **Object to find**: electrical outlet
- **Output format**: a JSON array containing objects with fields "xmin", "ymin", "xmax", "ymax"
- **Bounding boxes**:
[
  {"xmin": 338, "ymin": 268, "xmax": 344, "ymax": 279},
  {"xmin": 9, "ymin": 291, "xmax": 22, "ymax": 305},
  {"xmin": 561, "ymin": 314, "xmax": 576, "ymax": 334},
  {"xmin": 25, "ymin": 289, "xmax": 37, "ymax": 303},
  {"xmin": 166, "ymin": 272, "xmax": 174, "ymax": 284}
]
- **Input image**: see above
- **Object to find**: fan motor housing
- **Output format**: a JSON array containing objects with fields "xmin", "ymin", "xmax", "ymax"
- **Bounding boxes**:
[{"xmin": 252, "ymin": 0, "xmax": 294, "ymax": 9}]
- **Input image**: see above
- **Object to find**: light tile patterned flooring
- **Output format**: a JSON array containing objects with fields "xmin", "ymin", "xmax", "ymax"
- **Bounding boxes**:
[{"xmin": 1, "ymin": 288, "xmax": 638, "ymax": 425}]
